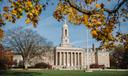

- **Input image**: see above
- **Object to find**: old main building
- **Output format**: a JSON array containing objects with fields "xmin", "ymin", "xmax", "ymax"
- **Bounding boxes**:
[{"xmin": 54, "ymin": 22, "xmax": 110, "ymax": 70}]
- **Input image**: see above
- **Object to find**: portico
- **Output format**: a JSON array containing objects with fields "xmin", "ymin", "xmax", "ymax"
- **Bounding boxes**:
[{"xmin": 55, "ymin": 47, "xmax": 84, "ymax": 68}]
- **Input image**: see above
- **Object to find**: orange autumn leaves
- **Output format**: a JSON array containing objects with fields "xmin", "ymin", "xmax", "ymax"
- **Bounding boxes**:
[
  {"xmin": 85, "ymin": 0, "xmax": 96, "ymax": 4},
  {"xmin": 54, "ymin": 2, "xmax": 115, "ymax": 48},
  {"xmin": 0, "ymin": 28, "xmax": 4, "ymax": 39},
  {"xmin": 54, "ymin": 2, "xmax": 105, "ymax": 26},
  {"xmin": 0, "ymin": 45, "xmax": 14, "ymax": 67},
  {"xmin": 0, "ymin": 0, "xmax": 116, "ymax": 49},
  {"xmin": 0, "ymin": 0, "xmax": 43, "ymax": 39},
  {"xmin": 54, "ymin": 2, "xmax": 82, "ymax": 24},
  {"xmin": 0, "ymin": 14, "xmax": 3, "ymax": 39},
  {"xmin": 2, "ymin": 0, "xmax": 42, "ymax": 27}
]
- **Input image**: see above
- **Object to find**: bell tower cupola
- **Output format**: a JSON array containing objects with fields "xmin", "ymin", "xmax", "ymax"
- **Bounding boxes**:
[{"xmin": 60, "ymin": 20, "xmax": 71, "ymax": 47}]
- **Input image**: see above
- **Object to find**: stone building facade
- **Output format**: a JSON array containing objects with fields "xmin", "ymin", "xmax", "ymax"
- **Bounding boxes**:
[
  {"xmin": 54, "ymin": 22, "xmax": 110, "ymax": 70},
  {"xmin": 54, "ymin": 22, "xmax": 85, "ymax": 70}
]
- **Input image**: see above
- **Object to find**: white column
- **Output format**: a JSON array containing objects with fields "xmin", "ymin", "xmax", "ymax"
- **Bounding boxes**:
[
  {"xmin": 70, "ymin": 52, "xmax": 71, "ymax": 66},
  {"xmin": 67, "ymin": 52, "xmax": 69, "ymax": 66},
  {"xmin": 59, "ymin": 52, "xmax": 61, "ymax": 66},
  {"xmin": 66, "ymin": 52, "xmax": 67, "ymax": 66},
  {"xmin": 81, "ymin": 53, "xmax": 83, "ymax": 66},
  {"xmin": 72, "ymin": 52, "xmax": 74, "ymax": 66},
  {"xmin": 69, "ymin": 52, "xmax": 71, "ymax": 66},
  {"xmin": 78, "ymin": 52, "xmax": 79, "ymax": 66},
  {"xmin": 62, "ymin": 52, "xmax": 63, "ymax": 65},
  {"xmin": 56, "ymin": 52, "xmax": 58, "ymax": 65},
  {"xmin": 74, "ymin": 52, "xmax": 76, "ymax": 66},
  {"xmin": 71, "ymin": 52, "xmax": 73, "ymax": 66},
  {"xmin": 63, "ymin": 52, "xmax": 66, "ymax": 66}
]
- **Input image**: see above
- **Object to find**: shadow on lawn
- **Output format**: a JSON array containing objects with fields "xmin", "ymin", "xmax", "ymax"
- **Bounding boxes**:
[{"xmin": 0, "ymin": 71, "xmax": 43, "ymax": 76}]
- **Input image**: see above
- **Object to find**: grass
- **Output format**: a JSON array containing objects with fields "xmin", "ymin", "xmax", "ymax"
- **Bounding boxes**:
[{"xmin": 0, "ymin": 70, "xmax": 128, "ymax": 76}]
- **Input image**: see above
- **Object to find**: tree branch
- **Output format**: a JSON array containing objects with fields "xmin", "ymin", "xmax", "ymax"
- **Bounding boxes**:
[
  {"xmin": 66, "ymin": 0, "xmax": 127, "ymax": 15},
  {"xmin": 66, "ymin": 0, "xmax": 94, "ymax": 15},
  {"xmin": 104, "ymin": 0, "xmax": 127, "ymax": 14}
]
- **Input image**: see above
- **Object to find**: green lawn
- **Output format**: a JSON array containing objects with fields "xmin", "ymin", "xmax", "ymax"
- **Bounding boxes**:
[{"xmin": 0, "ymin": 70, "xmax": 128, "ymax": 76}]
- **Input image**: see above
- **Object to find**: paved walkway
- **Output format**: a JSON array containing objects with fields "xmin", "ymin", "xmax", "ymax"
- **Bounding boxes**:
[
  {"xmin": 91, "ymin": 69, "xmax": 128, "ymax": 71},
  {"xmin": 10, "ymin": 68, "xmax": 128, "ymax": 71}
]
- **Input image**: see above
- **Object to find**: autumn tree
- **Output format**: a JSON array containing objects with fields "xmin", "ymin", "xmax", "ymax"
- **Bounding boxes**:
[
  {"xmin": 3, "ymin": 28, "xmax": 53, "ymax": 69},
  {"xmin": 0, "ymin": 0, "xmax": 128, "ymax": 49},
  {"xmin": 0, "ymin": 44, "xmax": 13, "ymax": 70},
  {"xmin": 110, "ymin": 33, "xmax": 128, "ymax": 68},
  {"xmin": 115, "ymin": 33, "xmax": 128, "ymax": 68},
  {"xmin": 110, "ymin": 44, "xmax": 128, "ymax": 69}
]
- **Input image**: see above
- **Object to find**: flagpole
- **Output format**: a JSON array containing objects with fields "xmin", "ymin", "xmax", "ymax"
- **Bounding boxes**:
[{"xmin": 86, "ymin": 28, "xmax": 90, "ymax": 71}]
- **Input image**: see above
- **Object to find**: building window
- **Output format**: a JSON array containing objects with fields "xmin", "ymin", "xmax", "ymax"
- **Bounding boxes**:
[
  {"xmin": 65, "ymin": 29, "xmax": 67, "ymax": 37},
  {"xmin": 65, "ymin": 40, "xmax": 67, "ymax": 43}
]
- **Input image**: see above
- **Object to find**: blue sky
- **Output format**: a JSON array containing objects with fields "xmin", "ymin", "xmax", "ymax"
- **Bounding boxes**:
[{"xmin": 1, "ymin": 0, "xmax": 128, "ymax": 48}]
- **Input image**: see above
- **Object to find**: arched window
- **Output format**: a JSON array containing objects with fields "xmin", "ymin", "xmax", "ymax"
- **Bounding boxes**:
[
  {"xmin": 65, "ymin": 39, "xmax": 67, "ymax": 43},
  {"xmin": 65, "ymin": 29, "xmax": 67, "ymax": 37}
]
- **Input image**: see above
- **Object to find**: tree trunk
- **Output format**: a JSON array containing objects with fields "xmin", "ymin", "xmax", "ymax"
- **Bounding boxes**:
[
  {"xmin": 24, "ymin": 64, "xmax": 28, "ymax": 70},
  {"xmin": 24, "ymin": 60, "xmax": 28, "ymax": 70}
]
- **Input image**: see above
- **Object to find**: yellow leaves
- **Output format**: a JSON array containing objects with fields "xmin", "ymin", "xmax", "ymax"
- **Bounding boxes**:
[
  {"xmin": 35, "ymin": 5, "xmax": 42, "ymax": 11},
  {"xmin": 35, "ymin": 11, "xmax": 39, "ymax": 16},
  {"xmin": 67, "ymin": 8, "xmax": 82, "ymax": 24},
  {"xmin": 3, "ymin": 13, "xmax": 12, "ymax": 21},
  {"xmin": 87, "ymin": 23, "xmax": 93, "ymax": 28},
  {"xmin": 2, "ymin": 0, "xmax": 43, "ymax": 27},
  {"xmin": 27, "ymin": 12, "xmax": 33, "ymax": 20},
  {"xmin": 0, "ymin": 18, "xmax": 4, "ymax": 25},
  {"xmin": 55, "ymin": 2, "xmax": 79, "ymax": 22},
  {"xmin": 95, "ymin": 4, "xmax": 101, "ymax": 8},
  {"xmin": 68, "ymin": 14, "xmax": 73, "ymax": 21},
  {"xmin": 26, "ymin": 1, "xmax": 33, "ymax": 8},
  {"xmin": 92, "ymin": 19, "xmax": 97, "ymax": 23},
  {"xmin": 25, "ymin": 18, "xmax": 31, "ymax": 24},
  {"xmin": 91, "ymin": 30, "xmax": 98, "ymax": 37},
  {"xmin": 82, "ymin": 14, "xmax": 89, "ymax": 25},
  {"xmin": 3, "ymin": 13, "xmax": 8, "ymax": 18},
  {"xmin": 0, "ymin": 0, "xmax": 44, "ymax": 39},
  {"xmin": 90, "ymin": 18, "xmax": 102, "ymax": 27},
  {"xmin": 54, "ymin": 2, "xmax": 112, "ymax": 48},
  {"xmin": 104, "ymin": 27, "xmax": 111, "ymax": 33},
  {"xmin": 3, "ymin": 6, "xmax": 9, "ymax": 12},
  {"xmin": 17, "ymin": 15, "xmax": 22, "ymax": 19},
  {"xmin": 96, "ymin": 21, "xmax": 102, "ymax": 25},
  {"xmin": 11, "ymin": 2, "xmax": 15, "ymax": 7},
  {"xmin": 53, "ymin": 11, "xmax": 62, "ymax": 21},
  {"xmin": 11, "ymin": 9, "xmax": 17, "ymax": 15},
  {"xmin": 85, "ymin": 0, "xmax": 95, "ymax": 4},
  {"xmin": 108, "ymin": 34, "xmax": 113, "ymax": 40},
  {"xmin": 8, "ymin": 15, "xmax": 12, "ymax": 21},
  {"xmin": 68, "ymin": 13, "xmax": 81, "ymax": 24},
  {"xmin": 29, "ymin": 13, "xmax": 33, "ymax": 17},
  {"xmin": 69, "ymin": 7, "xmax": 77, "ymax": 14},
  {"xmin": 31, "ymin": 9, "xmax": 39, "ymax": 16},
  {"xmin": 56, "ymin": 2, "xmax": 64, "ymax": 11},
  {"xmin": 18, "ymin": 8, "xmax": 23, "ymax": 13},
  {"xmin": 25, "ymin": 16, "xmax": 39, "ymax": 27},
  {"xmin": 88, "ymin": 13, "xmax": 105, "ymax": 28},
  {"xmin": 8, "ymin": 0, "xmax": 13, "ymax": 3},
  {"xmin": 0, "ymin": 28, "xmax": 4, "ymax": 39}
]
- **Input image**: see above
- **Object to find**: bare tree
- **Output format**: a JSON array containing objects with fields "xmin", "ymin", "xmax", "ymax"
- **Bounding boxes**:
[{"xmin": 3, "ymin": 28, "xmax": 53, "ymax": 69}]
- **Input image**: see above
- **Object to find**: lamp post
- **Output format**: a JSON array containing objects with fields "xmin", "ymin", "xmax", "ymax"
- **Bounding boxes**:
[{"xmin": 86, "ymin": 28, "xmax": 90, "ymax": 71}]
